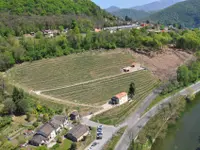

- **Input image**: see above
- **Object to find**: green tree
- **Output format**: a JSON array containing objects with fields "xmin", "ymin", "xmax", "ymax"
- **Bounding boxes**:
[
  {"xmin": 177, "ymin": 65, "xmax": 189, "ymax": 86},
  {"xmin": 128, "ymin": 82, "xmax": 136, "ymax": 99},
  {"xmin": 3, "ymin": 98, "xmax": 16, "ymax": 114}
]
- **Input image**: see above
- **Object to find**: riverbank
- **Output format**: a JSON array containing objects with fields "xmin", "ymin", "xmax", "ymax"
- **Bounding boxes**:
[{"xmin": 151, "ymin": 91, "xmax": 200, "ymax": 150}]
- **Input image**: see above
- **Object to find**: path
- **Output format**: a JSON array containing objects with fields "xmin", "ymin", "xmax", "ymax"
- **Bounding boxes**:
[{"xmin": 115, "ymin": 81, "xmax": 200, "ymax": 150}]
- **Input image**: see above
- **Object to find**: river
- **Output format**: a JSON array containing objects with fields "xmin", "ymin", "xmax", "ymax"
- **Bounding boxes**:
[{"xmin": 152, "ymin": 92, "xmax": 200, "ymax": 150}]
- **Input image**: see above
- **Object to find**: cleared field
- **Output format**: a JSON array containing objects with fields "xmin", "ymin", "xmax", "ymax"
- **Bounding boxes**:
[
  {"xmin": 43, "ymin": 71, "xmax": 158, "ymax": 105},
  {"xmin": 8, "ymin": 50, "xmax": 134, "ymax": 91}
]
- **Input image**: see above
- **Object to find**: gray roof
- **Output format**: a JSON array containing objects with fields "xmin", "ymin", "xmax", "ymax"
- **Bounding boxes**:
[
  {"xmin": 30, "ymin": 134, "xmax": 47, "ymax": 145},
  {"xmin": 37, "ymin": 123, "xmax": 55, "ymax": 137},
  {"xmin": 49, "ymin": 115, "xmax": 67, "ymax": 129},
  {"xmin": 67, "ymin": 124, "xmax": 89, "ymax": 139},
  {"xmin": 37, "ymin": 115, "xmax": 67, "ymax": 137},
  {"xmin": 70, "ymin": 111, "xmax": 79, "ymax": 116}
]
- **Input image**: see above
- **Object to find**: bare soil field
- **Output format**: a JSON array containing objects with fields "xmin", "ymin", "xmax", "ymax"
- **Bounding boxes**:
[{"xmin": 132, "ymin": 48, "xmax": 194, "ymax": 80}]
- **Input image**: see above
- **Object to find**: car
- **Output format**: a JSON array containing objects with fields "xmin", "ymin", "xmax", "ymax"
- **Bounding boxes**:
[
  {"xmin": 91, "ymin": 142, "xmax": 99, "ymax": 147},
  {"xmin": 98, "ymin": 125, "xmax": 103, "ymax": 129},
  {"xmin": 97, "ymin": 128, "xmax": 103, "ymax": 133}
]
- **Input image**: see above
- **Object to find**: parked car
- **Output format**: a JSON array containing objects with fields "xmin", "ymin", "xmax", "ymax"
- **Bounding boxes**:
[
  {"xmin": 91, "ymin": 142, "xmax": 99, "ymax": 147},
  {"xmin": 97, "ymin": 133, "xmax": 103, "ymax": 139},
  {"xmin": 98, "ymin": 125, "xmax": 103, "ymax": 129},
  {"xmin": 97, "ymin": 128, "xmax": 103, "ymax": 133}
]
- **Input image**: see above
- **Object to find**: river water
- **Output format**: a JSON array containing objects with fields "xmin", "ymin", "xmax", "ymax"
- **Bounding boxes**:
[{"xmin": 152, "ymin": 92, "xmax": 200, "ymax": 150}]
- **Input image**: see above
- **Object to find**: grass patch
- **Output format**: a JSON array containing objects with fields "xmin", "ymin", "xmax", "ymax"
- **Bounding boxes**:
[
  {"xmin": 56, "ymin": 139, "xmax": 72, "ymax": 150},
  {"xmin": 103, "ymin": 126, "xmax": 127, "ymax": 150}
]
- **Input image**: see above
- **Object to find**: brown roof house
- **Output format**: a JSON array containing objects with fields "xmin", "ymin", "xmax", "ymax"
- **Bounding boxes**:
[
  {"xmin": 29, "ymin": 115, "xmax": 68, "ymax": 146},
  {"xmin": 66, "ymin": 124, "xmax": 89, "ymax": 142},
  {"xmin": 70, "ymin": 111, "xmax": 80, "ymax": 121}
]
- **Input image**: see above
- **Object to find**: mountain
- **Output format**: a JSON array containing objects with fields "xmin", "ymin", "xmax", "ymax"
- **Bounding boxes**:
[
  {"xmin": 148, "ymin": 0, "xmax": 200, "ymax": 28},
  {"xmin": 133, "ymin": 0, "xmax": 185, "ymax": 12},
  {"xmin": 0, "ymin": 0, "xmax": 117, "ymax": 35},
  {"xmin": 106, "ymin": 6, "xmax": 121, "ymax": 13},
  {"xmin": 111, "ymin": 9, "xmax": 151, "ymax": 20}
]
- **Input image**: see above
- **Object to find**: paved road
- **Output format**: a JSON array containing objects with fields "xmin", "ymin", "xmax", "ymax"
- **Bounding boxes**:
[
  {"xmin": 82, "ymin": 118, "xmax": 123, "ymax": 150},
  {"xmin": 115, "ymin": 81, "xmax": 200, "ymax": 150}
]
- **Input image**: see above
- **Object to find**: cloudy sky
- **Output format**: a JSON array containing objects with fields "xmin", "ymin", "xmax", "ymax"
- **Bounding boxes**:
[{"xmin": 92, "ymin": 0, "xmax": 157, "ymax": 8}]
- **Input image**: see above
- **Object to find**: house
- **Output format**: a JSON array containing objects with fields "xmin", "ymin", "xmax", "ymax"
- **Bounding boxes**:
[
  {"xmin": 111, "ymin": 92, "xmax": 128, "ymax": 105},
  {"xmin": 70, "ymin": 111, "xmax": 79, "ymax": 121},
  {"xmin": 29, "ymin": 115, "xmax": 68, "ymax": 146},
  {"xmin": 66, "ymin": 124, "xmax": 89, "ymax": 142}
]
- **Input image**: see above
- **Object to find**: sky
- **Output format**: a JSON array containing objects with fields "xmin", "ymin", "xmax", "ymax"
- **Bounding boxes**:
[{"xmin": 92, "ymin": 0, "xmax": 157, "ymax": 8}]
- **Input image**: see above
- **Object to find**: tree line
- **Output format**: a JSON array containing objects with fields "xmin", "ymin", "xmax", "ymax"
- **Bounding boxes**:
[{"xmin": 1, "ymin": 26, "xmax": 200, "ymax": 72}]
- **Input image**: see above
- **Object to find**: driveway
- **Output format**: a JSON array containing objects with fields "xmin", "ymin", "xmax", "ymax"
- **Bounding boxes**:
[{"xmin": 115, "ymin": 81, "xmax": 200, "ymax": 150}]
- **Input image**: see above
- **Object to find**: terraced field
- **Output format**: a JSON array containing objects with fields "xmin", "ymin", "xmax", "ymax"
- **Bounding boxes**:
[
  {"xmin": 43, "ymin": 71, "xmax": 158, "ymax": 105},
  {"xmin": 92, "ymin": 76, "xmax": 159, "ymax": 125},
  {"xmin": 8, "ymin": 50, "xmax": 134, "ymax": 91},
  {"xmin": 7, "ymin": 50, "xmax": 159, "ymax": 109}
]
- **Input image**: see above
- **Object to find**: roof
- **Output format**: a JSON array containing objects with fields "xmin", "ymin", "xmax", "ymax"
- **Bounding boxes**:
[
  {"xmin": 71, "ymin": 111, "xmax": 79, "ymax": 116},
  {"xmin": 37, "ymin": 123, "xmax": 55, "ymax": 137},
  {"xmin": 115, "ymin": 92, "xmax": 127, "ymax": 99},
  {"xmin": 29, "ymin": 134, "xmax": 47, "ymax": 145},
  {"xmin": 67, "ymin": 124, "xmax": 89, "ymax": 139},
  {"xmin": 123, "ymin": 67, "xmax": 132, "ymax": 70},
  {"xmin": 49, "ymin": 115, "xmax": 67, "ymax": 129},
  {"xmin": 36, "ymin": 115, "xmax": 67, "ymax": 137}
]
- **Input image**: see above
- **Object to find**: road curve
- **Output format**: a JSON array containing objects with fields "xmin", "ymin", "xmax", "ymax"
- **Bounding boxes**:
[{"xmin": 115, "ymin": 81, "xmax": 200, "ymax": 150}]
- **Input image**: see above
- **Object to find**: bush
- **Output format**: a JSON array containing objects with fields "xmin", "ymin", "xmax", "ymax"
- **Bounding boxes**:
[
  {"xmin": 57, "ymin": 136, "xmax": 62, "ymax": 143},
  {"xmin": 33, "ymin": 122, "xmax": 39, "ymax": 127}
]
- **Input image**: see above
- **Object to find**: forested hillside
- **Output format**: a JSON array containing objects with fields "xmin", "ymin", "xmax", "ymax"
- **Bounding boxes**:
[
  {"xmin": 0, "ymin": 0, "xmax": 117, "ymax": 36},
  {"xmin": 110, "ymin": 9, "xmax": 150, "ymax": 20},
  {"xmin": 148, "ymin": 0, "xmax": 200, "ymax": 28}
]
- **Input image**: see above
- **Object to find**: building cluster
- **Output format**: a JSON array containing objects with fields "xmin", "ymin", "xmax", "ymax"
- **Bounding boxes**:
[{"xmin": 29, "ymin": 111, "xmax": 90, "ymax": 147}]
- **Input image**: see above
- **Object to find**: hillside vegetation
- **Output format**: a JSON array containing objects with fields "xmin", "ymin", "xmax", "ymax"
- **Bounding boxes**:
[
  {"xmin": 149, "ymin": 0, "xmax": 200, "ymax": 27},
  {"xmin": 0, "ymin": 0, "xmax": 117, "ymax": 35}
]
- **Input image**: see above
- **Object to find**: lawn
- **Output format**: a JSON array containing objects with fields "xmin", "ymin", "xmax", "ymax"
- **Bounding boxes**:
[
  {"xmin": 57, "ymin": 139, "xmax": 72, "ymax": 150},
  {"xmin": 103, "ymin": 126, "xmax": 127, "ymax": 150},
  {"xmin": 8, "ymin": 50, "xmax": 134, "ymax": 91}
]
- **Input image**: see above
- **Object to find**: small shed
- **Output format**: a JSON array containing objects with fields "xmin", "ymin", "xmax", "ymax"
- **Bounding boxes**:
[{"xmin": 70, "ymin": 111, "xmax": 79, "ymax": 121}]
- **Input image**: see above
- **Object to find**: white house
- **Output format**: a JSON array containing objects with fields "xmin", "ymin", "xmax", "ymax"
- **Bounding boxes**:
[{"xmin": 111, "ymin": 92, "xmax": 128, "ymax": 105}]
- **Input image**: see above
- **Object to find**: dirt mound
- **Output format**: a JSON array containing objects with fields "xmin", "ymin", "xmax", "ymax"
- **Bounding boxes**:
[{"xmin": 133, "ymin": 48, "xmax": 194, "ymax": 80}]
